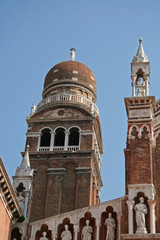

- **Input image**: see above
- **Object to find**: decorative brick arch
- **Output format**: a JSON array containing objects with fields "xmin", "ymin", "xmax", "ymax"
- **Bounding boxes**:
[
  {"xmin": 128, "ymin": 125, "xmax": 140, "ymax": 139},
  {"xmin": 140, "ymin": 124, "xmax": 150, "ymax": 138},
  {"xmin": 155, "ymin": 130, "xmax": 160, "ymax": 145}
]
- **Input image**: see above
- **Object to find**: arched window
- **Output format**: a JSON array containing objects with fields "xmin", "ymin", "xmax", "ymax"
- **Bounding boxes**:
[
  {"xmin": 68, "ymin": 128, "xmax": 79, "ymax": 146},
  {"xmin": 54, "ymin": 128, "xmax": 65, "ymax": 146},
  {"xmin": 40, "ymin": 128, "xmax": 51, "ymax": 147},
  {"xmin": 11, "ymin": 227, "xmax": 22, "ymax": 240}
]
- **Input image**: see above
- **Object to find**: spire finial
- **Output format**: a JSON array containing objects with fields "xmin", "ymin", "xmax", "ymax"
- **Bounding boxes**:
[
  {"xmin": 132, "ymin": 38, "xmax": 149, "ymax": 63},
  {"xmin": 70, "ymin": 48, "xmax": 76, "ymax": 61}
]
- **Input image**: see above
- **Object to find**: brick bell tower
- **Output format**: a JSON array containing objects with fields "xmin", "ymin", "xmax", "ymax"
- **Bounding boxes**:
[
  {"xmin": 23, "ymin": 49, "xmax": 103, "ymax": 222},
  {"xmin": 123, "ymin": 39, "xmax": 160, "ymax": 237}
]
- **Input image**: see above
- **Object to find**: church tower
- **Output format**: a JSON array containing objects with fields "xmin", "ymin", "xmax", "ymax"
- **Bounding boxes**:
[
  {"xmin": 124, "ymin": 39, "xmax": 157, "ymax": 236},
  {"xmin": 22, "ymin": 49, "xmax": 103, "ymax": 222}
]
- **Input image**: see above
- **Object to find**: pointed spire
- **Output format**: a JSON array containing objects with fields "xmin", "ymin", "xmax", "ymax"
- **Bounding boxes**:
[
  {"xmin": 132, "ymin": 38, "xmax": 149, "ymax": 63},
  {"xmin": 15, "ymin": 145, "xmax": 32, "ymax": 176},
  {"xmin": 20, "ymin": 145, "xmax": 30, "ymax": 169}
]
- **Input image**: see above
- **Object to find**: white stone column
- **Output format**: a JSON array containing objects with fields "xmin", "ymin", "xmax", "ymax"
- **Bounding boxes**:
[
  {"xmin": 144, "ymin": 75, "xmax": 149, "ymax": 96},
  {"xmin": 131, "ymin": 75, "xmax": 136, "ymax": 97},
  {"xmin": 117, "ymin": 213, "xmax": 122, "ymax": 240},
  {"xmin": 24, "ymin": 191, "xmax": 30, "ymax": 218},
  {"xmin": 127, "ymin": 200, "xmax": 135, "ymax": 234},
  {"xmin": 74, "ymin": 225, "xmax": 79, "ymax": 240},
  {"xmin": 50, "ymin": 131, "xmax": 56, "ymax": 151},
  {"xmin": 52, "ymin": 231, "xmax": 57, "ymax": 240},
  {"xmin": 96, "ymin": 219, "xmax": 100, "ymax": 240},
  {"xmin": 37, "ymin": 133, "xmax": 41, "ymax": 151},
  {"xmin": 148, "ymin": 200, "xmax": 156, "ymax": 234},
  {"xmin": 64, "ymin": 130, "xmax": 70, "ymax": 150}
]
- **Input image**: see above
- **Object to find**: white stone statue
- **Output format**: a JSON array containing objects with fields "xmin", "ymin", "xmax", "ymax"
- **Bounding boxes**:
[
  {"xmin": 81, "ymin": 220, "xmax": 93, "ymax": 240},
  {"xmin": 134, "ymin": 197, "xmax": 148, "ymax": 233},
  {"xmin": 40, "ymin": 232, "xmax": 48, "ymax": 240},
  {"xmin": 61, "ymin": 225, "xmax": 72, "ymax": 240},
  {"xmin": 136, "ymin": 78, "xmax": 145, "ymax": 97},
  {"xmin": 31, "ymin": 103, "xmax": 36, "ymax": 115},
  {"xmin": 105, "ymin": 213, "xmax": 116, "ymax": 240},
  {"xmin": 17, "ymin": 192, "xmax": 25, "ymax": 213}
]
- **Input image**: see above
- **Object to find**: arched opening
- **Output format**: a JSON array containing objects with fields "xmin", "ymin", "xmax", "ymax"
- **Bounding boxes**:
[
  {"xmin": 100, "ymin": 206, "xmax": 117, "ymax": 240},
  {"xmin": 68, "ymin": 128, "xmax": 79, "ymax": 146},
  {"xmin": 57, "ymin": 218, "xmax": 73, "ymax": 240},
  {"xmin": 11, "ymin": 227, "xmax": 22, "ymax": 240},
  {"xmin": 79, "ymin": 212, "xmax": 96, "ymax": 240},
  {"xmin": 54, "ymin": 128, "xmax": 65, "ymax": 146},
  {"xmin": 35, "ymin": 224, "xmax": 52, "ymax": 240},
  {"xmin": 16, "ymin": 182, "xmax": 25, "ymax": 194},
  {"xmin": 40, "ymin": 128, "xmax": 51, "ymax": 147},
  {"xmin": 133, "ymin": 192, "xmax": 149, "ymax": 234}
]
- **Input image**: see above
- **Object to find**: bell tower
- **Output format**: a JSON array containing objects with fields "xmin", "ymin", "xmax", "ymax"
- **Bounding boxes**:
[
  {"xmin": 24, "ymin": 49, "xmax": 103, "ymax": 222},
  {"xmin": 124, "ymin": 39, "xmax": 157, "ymax": 235}
]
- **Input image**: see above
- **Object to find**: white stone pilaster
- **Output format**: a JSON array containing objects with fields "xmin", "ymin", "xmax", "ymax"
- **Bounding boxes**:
[
  {"xmin": 148, "ymin": 200, "xmax": 156, "ymax": 234},
  {"xmin": 127, "ymin": 200, "xmax": 135, "ymax": 234},
  {"xmin": 52, "ymin": 231, "xmax": 57, "ymax": 240},
  {"xmin": 144, "ymin": 75, "xmax": 149, "ymax": 96},
  {"xmin": 24, "ymin": 191, "xmax": 30, "ymax": 218},
  {"xmin": 64, "ymin": 130, "xmax": 69, "ymax": 150},
  {"xmin": 74, "ymin": 225, "xmax": 79, "ymax": 240},
  {"xmin": 131, "ymin": 75, "xmax": 136, "ymax": 97},
  {"xmin": 50, "ymin": 131, "xmax": 56, "ymax": 151},
  {"xmin": 96, "ymin": 219, "xmax": 100, "ymax": 240}
]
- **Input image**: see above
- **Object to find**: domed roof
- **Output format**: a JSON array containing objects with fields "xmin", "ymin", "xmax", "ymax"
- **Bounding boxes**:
[{"xmin": 43, "ymin": 60, "xmax": 97, "ymax": 97}]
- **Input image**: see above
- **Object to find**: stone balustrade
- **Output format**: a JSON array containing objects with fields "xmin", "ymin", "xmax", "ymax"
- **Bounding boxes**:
[{"xmin": 37, "ymin": 94, "xmax": 99, "ymax": 115}]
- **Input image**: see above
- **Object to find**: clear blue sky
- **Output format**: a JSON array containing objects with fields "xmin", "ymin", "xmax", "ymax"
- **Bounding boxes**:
[{"xmin": 1, "ymin": 0, "xmax": 160, "ymax": 202}]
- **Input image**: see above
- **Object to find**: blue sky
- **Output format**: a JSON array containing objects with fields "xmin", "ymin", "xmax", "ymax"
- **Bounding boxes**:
[{"xmin": 1, "ymin": 0, "xmax": 160, "ymax": 202}]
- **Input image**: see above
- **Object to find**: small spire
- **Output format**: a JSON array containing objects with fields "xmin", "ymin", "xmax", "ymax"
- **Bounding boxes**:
[
  {"xmin": 16, "ymin": 145, "xmax": 31, "ymax": 176},
  {"xmin": 132, "ymin": 38, "xmax": 149, "ymax": 63},
  {"xmin": 70, "ymin": 48, "xmax": 76, "ymax": 61}
]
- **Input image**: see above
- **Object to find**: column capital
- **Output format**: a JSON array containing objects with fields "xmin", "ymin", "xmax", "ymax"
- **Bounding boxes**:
[
  {"xmin": 96, "ymin": 218, "xmax": 101, "ymax": 226},
  {"xmin": 64, "ymin": 130, "xmax": 70, "ymax": 135},
  {"xmin": 74, "ymin": 225, "xmax": 79, "ymax": 232},
  {"xmin": 143, "ymin": 74, "xmax": 150, "ymax": 80},
  {"xmin": 52, "ymin": 231, "xmax": 57, "ymax": 238},
  {"xmin": 148, "ymin": 199, "xmax": 156, "ymax": 207},
  {"xmin": 51, "ymin": 131, "xmax": 56, "ymax": 135},
  {"xmin": 131, "ymin": 74, "xmax": 137, "ymax": 80},
  {"xmin": 127, "ymin": 200, "xmax": 135, "ymax": 209}
]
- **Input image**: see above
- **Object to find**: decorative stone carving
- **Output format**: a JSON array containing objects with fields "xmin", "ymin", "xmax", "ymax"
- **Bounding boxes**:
[
  {"xmin": 40, "ymin": 232, "xmax": 49, "ymax": 240},
  {"xmin": 61, "ymin": 225, "xmax": 72, "ymax": 240},
  {"xmin": 31, "ymin": 103, "xmax": 36, "ymax": 115},
  {"xmin": 81, "ymin": 220, "xmax": 93, "ymax": 240},
  {"xmin": 128, "ymin": 184, "xmax": 155, "ymax": 201},
  {"xmin": 17, "ymin": 192, "xmax": 25, "ymax": 213},
  {"xmin": 129, "ymin": 109, "xmax": 151, "ymax": 118},
  {"xmin": 134, "ymin": 197, "xmax": 148, "ymax": 234},
  {"xmin": 105, "ymin": 213, "xmax": 116, "ymax": 240}
]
